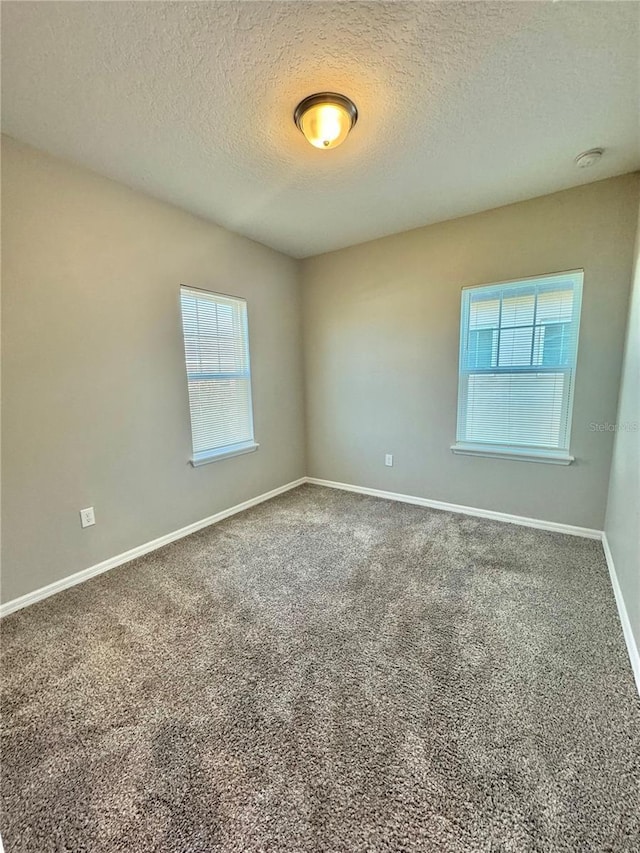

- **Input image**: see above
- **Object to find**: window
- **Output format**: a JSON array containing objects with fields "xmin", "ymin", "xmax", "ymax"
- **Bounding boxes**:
[
  {"xmin": 180, "ymin": 286, "xmax": 257, "ymax": 466},
  {"xmin": 452, "ymin": 270, "xmax": 583, "ymax": 464}
]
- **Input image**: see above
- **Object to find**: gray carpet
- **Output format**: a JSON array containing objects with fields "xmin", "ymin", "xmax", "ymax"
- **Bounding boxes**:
[{"xmin": 1, "ymin": 484, "xmax": 639, "ymax": 852}]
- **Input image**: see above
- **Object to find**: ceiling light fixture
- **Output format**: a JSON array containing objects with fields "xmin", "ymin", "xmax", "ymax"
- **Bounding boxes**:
[
  {"xmin": 294, "ymin": 92, "xmax": 358, "ymax": 150},
  {"xmin": 575, "ymin": 148, "xmax": 604, "ymax": 169}
]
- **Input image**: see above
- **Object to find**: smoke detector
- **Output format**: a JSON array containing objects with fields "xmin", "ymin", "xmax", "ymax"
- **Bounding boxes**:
[{"xmin": 575, "ymin": 148, "xmax": 604, "ymax": 169}]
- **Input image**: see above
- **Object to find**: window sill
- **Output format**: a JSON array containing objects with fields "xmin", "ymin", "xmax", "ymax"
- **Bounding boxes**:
[
  {"xmin": 450, "ymin": 443, "xmax": 574, "ymax": 465},
  {"xmin": 190, "ymin": 441, "xmax": 259, "ymax": 467}
]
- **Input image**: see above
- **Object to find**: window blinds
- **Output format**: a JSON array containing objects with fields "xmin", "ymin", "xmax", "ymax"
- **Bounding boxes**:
[
  {"xmin": 180, "ymin": 287, "xmax": 255, "ymax": 463},
  {"xmin": 455, "ymin": 271, "xmax": 583, "ymax": 459}
]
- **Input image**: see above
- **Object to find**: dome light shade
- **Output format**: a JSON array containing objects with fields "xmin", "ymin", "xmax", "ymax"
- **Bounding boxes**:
[{"xmin": 294, "ymin": 93, "xmax": 358, "ymax": 150}]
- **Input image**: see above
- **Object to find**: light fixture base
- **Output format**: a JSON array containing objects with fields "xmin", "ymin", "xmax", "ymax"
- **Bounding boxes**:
[
  {"xmin": 294, "ymin": 92, "xmax": 358, "ymax": 131},
  {"xmin": 575, "ymin": 148, "xmax": 604, "ymax": 169}
]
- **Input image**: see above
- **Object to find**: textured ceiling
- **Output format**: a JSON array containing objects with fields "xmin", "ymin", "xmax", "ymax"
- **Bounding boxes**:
[{"xmin": 2, "ymin": 1, "xmax": 639, "ymax": 258}]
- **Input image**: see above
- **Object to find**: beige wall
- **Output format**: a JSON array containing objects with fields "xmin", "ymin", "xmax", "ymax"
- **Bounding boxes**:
[
  {"xmin": 605, "ymin": 201, "xmax": 640, "ymax": 653},
  {"xmin": 2, "ymin": 135, "xmax": 638, "ymax": 608},
  {"xmin": 302, "ymin": 174, "xmax": 640, "ymax": 529},
  {"xmin": 1, "ymin": 137, "xmax": 305, "ymax": 603}
]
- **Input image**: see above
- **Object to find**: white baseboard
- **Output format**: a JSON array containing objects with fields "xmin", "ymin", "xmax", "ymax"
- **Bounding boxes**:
[
  {"xmin": 306, "ymin": 477, "xmax": 603, "ymax": 539},
  {"xmin": 602, "ymin": 533, "xmax": 640, "ymax": 696},
  {"xmin": 0, "ymin": 478, "xmax": 306, "ymax": 618}
]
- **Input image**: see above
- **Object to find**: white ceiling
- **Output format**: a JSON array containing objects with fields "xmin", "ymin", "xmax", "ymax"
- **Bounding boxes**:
[{"xmin": 2, "ymin": 1, "xmax": 639, "ymax": 258}]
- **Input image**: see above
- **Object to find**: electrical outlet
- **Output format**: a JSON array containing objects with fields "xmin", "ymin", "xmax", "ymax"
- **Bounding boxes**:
[
  {"xmin": 385, "ymin": 453, "xmax": 393, "ymax": 467},
  {"xmin": 80, "ymin": 507, "xmax": 95, "ymax": 528}
]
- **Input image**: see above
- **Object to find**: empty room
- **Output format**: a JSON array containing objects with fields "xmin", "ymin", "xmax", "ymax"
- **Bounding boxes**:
[{"xmin": 1, "ymin": 1, "xmax": 639, "ymax": 851}]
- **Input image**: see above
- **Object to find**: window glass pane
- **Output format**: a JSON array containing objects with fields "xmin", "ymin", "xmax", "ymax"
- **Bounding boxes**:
[
  {"xmin": 457, "ymin": 271, "xmax": 582, "ymax": 453},
  {"xmin": 180, "ymin": 288, "xmax": 254, "ymax": 456},
  {"xmin": 468, "ymin": 328, "xmax": 497, "ymax": 368},
  {"xmin": 501, "ymin": 290, "xmax": 535, "ymax": 327},
  {"xmin": 541, "ymin": 323, "xmax": 571, "ymax": 367},
  {"xmin": 469, "ymin": 295, "xmax": 500, "ymax": 330},
  {"xmin": 536, "ymin": 288, "xmax": 574, "ymax": 324},
  {"xmin": 498, "ymin": 326, "xmax": 534, "ymax": 367},
  {"xmin": 464, "ymin": 373, "xmax": 566, "ymax": 448}
]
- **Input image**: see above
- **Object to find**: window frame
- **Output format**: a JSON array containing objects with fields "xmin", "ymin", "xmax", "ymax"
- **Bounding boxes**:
[
  {"xmin": 179, "ymin": 285, "xmax": 259, "ymax": 467},
  {"xmin": 451, "ymin": 270, "xmax": 584, "ymax": 465}
]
